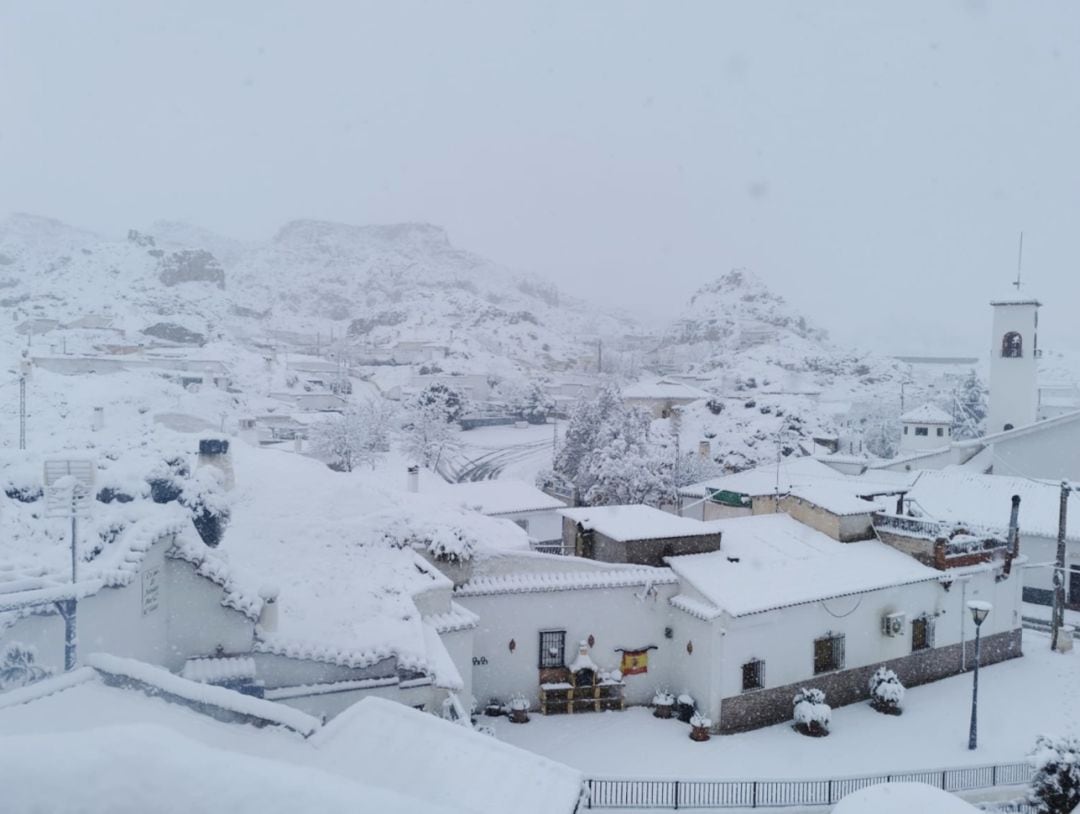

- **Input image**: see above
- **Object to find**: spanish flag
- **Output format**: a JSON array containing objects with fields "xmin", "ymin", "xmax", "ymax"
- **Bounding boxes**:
[{"xmin": 616, "ymin": 645, "xmax": 657, "ymax": 676}]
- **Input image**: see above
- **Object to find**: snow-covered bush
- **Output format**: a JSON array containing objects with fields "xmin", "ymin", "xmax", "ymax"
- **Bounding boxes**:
[
  {"xmin": 1028, "ymin": 734, "xmax": 1080, "ymax": 814},
  {"xmin": 0, "ymin": 643, "xmax": 52, "ymax": 690},
  {"xmin": 508, "ymin": 694, "xmax": 530, "ymax": 711},
  {"xmin": 793, "ymin": 687, "xmax": 831, "ymax": 737},
  {"xmin": 868, "ymin": 667, "xmax": 905, "ymax": 715},
  {"xmin": 652, "ymin": 689, "xmax": 675, "ymax": 706},
  {"xmin": 309, "ymin": 400, "xmax": 396, "ymax": 472},
  {"xmin": 382, "ymin": 519, "xmax": 478, "ymax": 563},
  {"xmin": 180, "ymin": 467, "xmax": 231, "ymax": 548},
  {"xmin": 690, "ymin": 711, "xmax": 711, "ymax": 728}
]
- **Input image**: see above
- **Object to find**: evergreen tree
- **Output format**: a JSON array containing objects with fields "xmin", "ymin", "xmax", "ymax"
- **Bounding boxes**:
[
  {"xmin": 952, "ymin": 370, "xmax": 988, "ymax": 440},
  {"xmin": 1029, "ymin": 735, "xmax": 1080, "ymax": 814}
]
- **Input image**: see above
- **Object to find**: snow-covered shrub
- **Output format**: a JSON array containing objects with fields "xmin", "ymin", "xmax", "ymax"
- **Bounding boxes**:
[
  {"xmin": 1028, "ymin": 734, "xmax": 1080, "ymax": 814},
  {"xmin": 508, "ymin": 694, "xmax": 530, "ymax": 711},
  {"xmin": 868, "ymin": 667, "xmax": 905, "ymax": 715},
  {"xmin": 309, "ymin": 400, "xmax": 396, "ymax": 472},
  {"xmin": 690, "ymin": 711, "xmax": 711, "ymax": 728},
  {"xmin": 793, "ymin": 688, "xmax": 831, "ymax": 737},
  {"xmin": 652, "ymin": 689, "xmax": 675, "ymax": 706},
  {"xmin": 180, "ymin": 467, "xmax": 230, "ymax": 548},
  {"xmin": 383, "ymin": 519, "xmax": 478, "ymax": 563},
  {"xmin": 0, "ymin": 643, "xmax": 52, "ymax": 690}
]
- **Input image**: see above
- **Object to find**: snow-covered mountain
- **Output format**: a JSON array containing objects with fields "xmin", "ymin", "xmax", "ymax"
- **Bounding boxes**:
[
  {"xmin": 654, "ymin": 268, "xmax": 902, "ymax": 397},
  {"xmin": 0, "ymin": 213, "xmax": 631, "ymax": 374}
]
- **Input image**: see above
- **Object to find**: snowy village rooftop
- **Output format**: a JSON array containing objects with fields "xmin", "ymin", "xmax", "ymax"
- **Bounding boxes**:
[
  {"xmin": 436, "ymin": 478, "xmax": 566, "ymax": 516},
  {"xmin": 221, "ymin": 443, "xmax": 529, "ymax": 673},
  {"xmin": 902, "ymin": 469, "xmax": 1080, "ymax": 541},
  {"xmin": 621, "ymin": 378, "xmax": 712, "ymax": 400},
  {"xmin": 559, "ymin": 504, "xmax": 721, "ymax": 542},
  {"xmin": 666, "ymin": 513, "xmax": 940, "ymax": 617},
  {"xmin": 900, "ymin": 403, "xmax": 954, "ymax": 424},
  {"xmin": 311, "ymin": 696, "xmax": 583, "ymax": 814},
  {"xmin": 679, "ymin": 456, "xmax": 909, "ymax": 502}
]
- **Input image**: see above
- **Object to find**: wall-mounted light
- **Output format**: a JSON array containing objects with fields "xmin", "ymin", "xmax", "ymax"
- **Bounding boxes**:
[
  {"xmin": 664, "ymin": 627, "xmax": 674, "ymax": 639},
  {"xmin": 508, "ymin": 639, "xmax": 516, "ymax": 653},
  {"xmin": 686, "ymin": 641, "xmax": 694, "ymax": 655}
]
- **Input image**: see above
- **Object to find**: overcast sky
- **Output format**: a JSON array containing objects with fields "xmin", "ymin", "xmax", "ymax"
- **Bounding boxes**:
[{"xmin": 2, "ymin": 1, "xmax": 1078, "ymax": 355}]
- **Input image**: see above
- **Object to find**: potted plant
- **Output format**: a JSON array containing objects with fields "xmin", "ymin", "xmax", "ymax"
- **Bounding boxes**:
[
  {"xmin": 689, "ymin": 711, "xmax": 712, "ymax": 742},
  {"xmin": 652, "ymin": 689, "xmax": 675, "ymax": 719},
  {"xmin": 868, "ymin": 667, "xmax": 905, "ymax": 715},
  {"xmin": 676, "ymin": 693, "xmax": 696, "ymax": 723},
  {"xmin": 508, "ymin": 693, "xmax": 530, "ymax": 724},
  {"xmin": 792, "ymin": 687, "xmax": 831, "ymax": 737}
]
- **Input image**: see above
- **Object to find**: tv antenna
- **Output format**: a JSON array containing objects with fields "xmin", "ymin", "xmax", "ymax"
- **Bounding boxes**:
[{"xmin": 1013, "ymin": 231, "xmax": 1024, "ymax": 291}]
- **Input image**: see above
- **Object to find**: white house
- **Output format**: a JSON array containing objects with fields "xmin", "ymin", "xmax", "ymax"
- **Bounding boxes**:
[
  {"xmin": 451, "ymin": 500, "xmax": 1023, "ymax": 733},
  {"xmin": 437, "ymin": 479, "xmax": 567, "ymax": 550},
  {"xmin": 663, "ymin": 513, "xmax": 1022, "ymax": 731},
  {"xmin": 622, "ymin": 378, "xmax": 712, "ymax": 418},
  {"xmin": 899, "ymin": 403, "xmax": 953, "ymax": 453}
]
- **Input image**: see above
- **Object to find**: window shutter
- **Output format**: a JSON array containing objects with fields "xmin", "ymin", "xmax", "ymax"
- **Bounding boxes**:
[
  {"xmin": 927, "ymin": 618, "xmax": 936, "ymax": 648},
  {"xmin": 834, "ymin": 635, "xmax": 846, "ymax": 670}
]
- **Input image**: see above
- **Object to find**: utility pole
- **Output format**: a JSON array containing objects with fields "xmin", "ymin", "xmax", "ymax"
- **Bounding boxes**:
[{"xmin": 1051, "ymin": 480, "xmax": 1071, "ymax": 652}]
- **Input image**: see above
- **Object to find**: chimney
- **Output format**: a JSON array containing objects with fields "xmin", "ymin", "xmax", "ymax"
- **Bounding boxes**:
[
  {"xmin": 258, "ymin": 585, "xmax": 280, "ymax": 632},
  {"xmin": 1004, "ymin": 494, "xmax": 1021, "ymax": 576},
  {"xmin": 698, "ymin": 440, "xmax": 711, "ymax": 460},
  {"xmin": 92, "ymin": 407, "xmax": 104, "ymax": 432},
  {"xmin": 407, "ymin": 465, "xmax": 420, "ymax": 493}
]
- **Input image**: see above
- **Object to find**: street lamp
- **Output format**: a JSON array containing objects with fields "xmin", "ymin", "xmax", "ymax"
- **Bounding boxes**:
[{"xmin": 967, "ymin": 600, "xmax": 992, "ymax": 750}]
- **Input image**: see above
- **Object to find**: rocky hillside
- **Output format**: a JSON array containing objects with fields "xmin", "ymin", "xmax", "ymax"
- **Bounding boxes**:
[{"xmin": 0, "ymin": 213, "xmax": 630, "ymax": 373}]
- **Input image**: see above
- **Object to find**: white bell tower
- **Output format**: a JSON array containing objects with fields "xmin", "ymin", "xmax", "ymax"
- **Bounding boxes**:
[{"xmin": 987, "ymin": 297, "xmax": 1040, "ymax": 433}]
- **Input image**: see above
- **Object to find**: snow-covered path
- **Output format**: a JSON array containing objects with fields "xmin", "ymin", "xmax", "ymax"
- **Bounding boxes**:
[{"xmin": 440, "ymin": 423, "xmax": 558, "ymax": 483}]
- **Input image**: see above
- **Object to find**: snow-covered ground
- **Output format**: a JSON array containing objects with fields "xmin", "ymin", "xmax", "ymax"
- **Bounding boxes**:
[
  {"xmin": 440, "ymin": 422, "xmax": 558, "ymax": 483},
  {"xmin": 486, "ymin": 632, "xmax": 1075, "ymax": 780}
]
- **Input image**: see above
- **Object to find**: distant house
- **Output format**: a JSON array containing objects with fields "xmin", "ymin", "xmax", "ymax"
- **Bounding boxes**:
[
  {"xmin": 439, "ymin": 480, "xmax": 567, "ymax": 551},
  {"xmin": 622, "ymin": 378, "xmax": 711, "ymax": 418},
  {"xmin": 899, "ymin": 403, "xmax": 953, "ymax": 454}
]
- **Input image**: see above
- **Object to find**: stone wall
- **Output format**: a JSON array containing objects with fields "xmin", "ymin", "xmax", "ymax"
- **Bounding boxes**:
[{"xmin": 717, "ymin": 627, "xmax": 1023, "ymax": 733}]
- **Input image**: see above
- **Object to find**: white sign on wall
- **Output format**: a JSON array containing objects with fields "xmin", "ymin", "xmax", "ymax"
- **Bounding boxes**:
[{"xmin": 141, "ymin": 566, "xmax": 161, "ymax": 616}]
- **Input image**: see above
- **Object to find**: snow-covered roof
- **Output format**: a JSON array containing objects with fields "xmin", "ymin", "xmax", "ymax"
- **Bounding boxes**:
[
  {"xmin": 559, "ymin": 504, "xmax": 721, "ymax": 542},
  {"xmin": 456, "ymin": 565, "xmax": 677, "ymax": 597},
  {"xmin": 666, "ymin": 514, "xmax": 940, "ymax": 617},
  {"xmin": 787, "ymin": 485, "xmax": 884, "ymax": 516},
  {"xmin": 181, "ymin": 656, "xmax": 257, "ymax": 684},
  {"xmin": 678, "ymin": 457, "xmax": 840, "ymax": 498},
  {"xmin": 437, "ymin": 479, "xmax": 565, "ymax": 516},
  {"xmin": 680, "ymin": 457, "xmax": 906, "ymax": 507},
  {"xmin": 959, "ymin": 406, "xmax": 1080, "ymax": 446},
  {"xmin": 311, "ymin": 696, "xmax": 583, "ymax": 814},
  {"xmin": 900, "ymin": 404, "xmax": 953, "ymax": 424},
  {"xmin": 832, "ymin": 782, "xmax": 978, "ymax": 813},
  {"xmin": 903, "ymin": 469, "xmax": 1080, "ymax": 541},
  {"xmin": 622, "ymin": 378, "xmax": 712, "ymax": 401},
  {"xmin": 220, "ymin": 443, "xmax": 528, "ymax": 678},
  {"xmin": 989, "ymin": 296, "xmax": 1041, "ymax": 307}
]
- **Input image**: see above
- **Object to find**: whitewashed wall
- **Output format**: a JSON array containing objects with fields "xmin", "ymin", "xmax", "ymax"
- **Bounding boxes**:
[
  {"xmin": 714, "ymin": 566, "xmax": 1021, "ymax": 706},
  {"xmin": 992, "ymin": 420, "xmax": 1080, "ymax": 482},
  {"xmin": 495, "ymin": 509, "xmax": 563, "ymax": 543},
  {"xmin": 458, "ymin": 583, "xmax": 679, "ymax": 710}
]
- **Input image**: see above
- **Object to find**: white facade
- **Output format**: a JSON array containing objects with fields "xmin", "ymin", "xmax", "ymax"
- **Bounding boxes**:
[
  {"xmin": 988, "ymin": 299, "xmax": 1040, "ymax": 434},
  {"xmin": 899, "ymin": 404, "xmax": 953, "ymax": 454}
]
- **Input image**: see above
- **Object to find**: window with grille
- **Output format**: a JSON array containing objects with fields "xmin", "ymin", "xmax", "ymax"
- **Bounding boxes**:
[
  {"xmin": 741, "ymin": 659, "xmax": 765, "ymax": 691},
  {"xmin": 914, "ymin": 427, "xmax": 929, "ymax": 436},
  {"xmin": 912, "ymin": 616, "xmax": 935, "ymax": 652},
  {"xmin": 936, "ymin": 427, "xmax": 945, "ymax": 437},
  {"xmin": 539, "ymin": 630, "xmax": 566, "ymax": 668},
  {"xmin": 813, "ymin": 634, "xmax": 845, "ymax": 674}
]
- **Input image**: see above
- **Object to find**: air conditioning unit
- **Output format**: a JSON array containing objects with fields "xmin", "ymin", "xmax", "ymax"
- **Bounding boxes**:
[{"xmin": 882, "ymin": 612, "xmax": 905, "ymax": 637}]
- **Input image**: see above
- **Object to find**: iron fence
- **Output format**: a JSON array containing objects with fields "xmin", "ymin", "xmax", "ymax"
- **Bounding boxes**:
[{"xmin": 584, "ymin": 761, "xmax": 1033, "ymax": 809}]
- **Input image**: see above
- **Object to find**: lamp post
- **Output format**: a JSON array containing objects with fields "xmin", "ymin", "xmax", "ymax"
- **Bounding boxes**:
[{"xmin": 967, "ymin": 600, "xmax": 992, "ymax": 750}]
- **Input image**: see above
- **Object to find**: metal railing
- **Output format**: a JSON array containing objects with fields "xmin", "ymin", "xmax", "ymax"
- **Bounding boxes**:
[{"xmin": 584, "ymin": 761, "xmax": 1033, "ymax": 809}]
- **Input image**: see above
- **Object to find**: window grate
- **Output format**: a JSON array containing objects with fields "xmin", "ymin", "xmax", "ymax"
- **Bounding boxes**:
[
  {"xmin": 741, "ymin": 659, "xmax": 765, "ymax": 691},
  {"xmin": 539, "ymin": 630, "xmax": 566, "ymax": 669}
]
